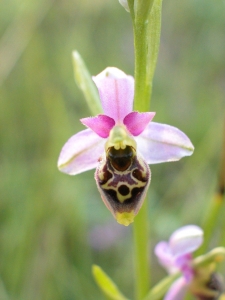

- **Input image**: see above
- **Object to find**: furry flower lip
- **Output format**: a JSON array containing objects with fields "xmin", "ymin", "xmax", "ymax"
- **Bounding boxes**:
[{"xmin": 57, "ymin": 67, "xmax": 194, "ymax": 226}]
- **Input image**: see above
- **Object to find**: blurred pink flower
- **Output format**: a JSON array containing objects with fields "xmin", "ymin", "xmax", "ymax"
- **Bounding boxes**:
[{"xmin": 155, "ymin": 225, "xmax": 204, "ymax": 300}]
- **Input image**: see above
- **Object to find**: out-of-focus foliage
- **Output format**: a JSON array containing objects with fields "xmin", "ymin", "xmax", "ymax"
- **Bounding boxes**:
[{"xmin": 0, "ymin": 0, "xmax": 224, "ymax": 299}]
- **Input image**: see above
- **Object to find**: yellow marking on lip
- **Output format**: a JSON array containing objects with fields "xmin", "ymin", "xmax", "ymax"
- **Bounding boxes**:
[
  {"xmin": 105, "ymin": 125, "xmax": 137, "ymax": 151},
  {"xmin": 116, "ymin": 211, "xmax": 135, "ymax": 226},
  {"xmin": 101, "ymin": 180, "xmax": 146, "ymax": 203}
]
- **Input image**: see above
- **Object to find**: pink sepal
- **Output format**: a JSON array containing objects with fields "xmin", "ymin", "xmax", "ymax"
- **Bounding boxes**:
[
  {"xmin": 57, "ymin": 129, "xmax": 105, "ymax": 175},
  {"xmin": 123, "ymin": 111, "xmax": 155, "ymax": 136},
  {"xmin": 164, "ymin": 277, "xmax": 188, "ymax": 300},
  {"xmin": 136, "ymin": 122, "xmax": 194, "ymax": 164},
  {"xmin": 80, "ymin": 115, "xmax": 115, "ymax": 138},
  {"xmin": 154, "ymin": 241, "xmax": 175, "ymax": 274},
  {"xmin": 169, "ymin": 225, "xmax": 203, "ymax": 258},
  {"xmin": 93, "ymin": 67, "xmax": 134, "ymax": 122}
]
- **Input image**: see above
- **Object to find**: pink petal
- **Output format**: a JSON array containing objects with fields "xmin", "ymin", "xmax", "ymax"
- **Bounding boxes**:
[
  {"xmin": 92, "ymin": 67, "xmax": 134, "ymax": 122},
  {"xmin": 123, "ymin": 111, "xmax": 155, "ymax": 136},
  {"xmin": 175, "ymin": 254, "xmax": 194, "ymax": 283},
  {"xmin": 169, "ymin": 225, "xmax": 203, "ymax": 258},
  {"xmin": 135, "ymin": 122, "xmax": 194, "ymax": 164},
  {"xmin": 80, "ymin": 115, "xmax": 115, "ymax": 138},
  {"xmin": 58, "ymin": 129, "xmax": 105, "ymax": 175},
  {"xmin": 164, "ymin": 277, "xmax": 188, "ymax": 300},
  {"xmin": 154, "ymin": 241, "xmax": 175, "ymax": 273}
]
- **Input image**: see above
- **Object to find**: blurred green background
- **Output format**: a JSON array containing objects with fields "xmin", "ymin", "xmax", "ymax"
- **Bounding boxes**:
[{"xmin": 0, "ymin": 0, "xmax": 225, "ymax": 299}]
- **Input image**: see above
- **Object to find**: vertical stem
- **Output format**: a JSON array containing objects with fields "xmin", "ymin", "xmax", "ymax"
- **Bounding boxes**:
[
  {"xmin": 198, "ymin": 193, "xmax": 224, "ymax": 255},
  {"xmin": 133, "ymin": 21, "xmax": 152, "ymax": 112},
  {"xmin": 217, "ymin": 118, "xmax": 225, "ymax": 245},
  {"xmin": 218, "ymin": 119, "xmax": 225, "ymax": 198},
  {"xmin": 133, "ymin": 201, "xmax": 150, "ymax": 300},
  {"xmin": 131, "ymin": 1, "xmax": 162, "ymax": 298},
  {"xmin": 132, "ymin": 19, "xmax": 151, "ymax": 299},
  {"xmin": 197, "ymin": 118, "xmax": 225, "ymax": 255}
]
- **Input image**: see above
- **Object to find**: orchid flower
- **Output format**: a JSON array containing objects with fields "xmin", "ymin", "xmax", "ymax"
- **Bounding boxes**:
[
  {"xmin": 154, "ymin": 226, "xmax": 225, "ymax": 299},
  {"xmin": 58, "ymin": 67, "xmax": 194, "ymax": 226},
  {"xmin": 154, "ymin": 225, "xmax": 204, "ymax": 300}
]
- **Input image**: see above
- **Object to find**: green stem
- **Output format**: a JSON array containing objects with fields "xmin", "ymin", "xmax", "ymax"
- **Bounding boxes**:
[
  {"xmin": 133, "ymin": 0, "xmax": 161, "ymax": 112},
  {"xmin": 197, "ymin": 192, "xmax": 224, "ymax": 255},
  {"xmin": 133, "ymin": 21, "xmax": 151, "ymax": 112},
  {"xmin": 134, "ymin": 0, "xmax": 153, "ymax": 111},
  {"xmin": 132, "ymin": 14, "xmax": 151, "ymax": 299},
  {"xmin": 218, "ymin": 119, "xmax": 225, "ymax": 246},
  {"xmin": 132, "ymin": 20, "xmax": 151, "ymax": 296},
  {"xmin": 197, "ymin": 118, "xmax": 225, "ymax": 255},
  {"xmin": 133, "ymin": 201, "xmax": 150, "ymax": 299},
  {"xmin": 131, "ymin": 1, "xmax": 162, "ymax": 298}
]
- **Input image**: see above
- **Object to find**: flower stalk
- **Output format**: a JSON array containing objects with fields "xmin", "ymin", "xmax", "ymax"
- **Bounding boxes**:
[
  {"xmin": 133, "ymin": 201, "xmax": 150, "ymax": 299},
  {"xmin": 133, "ymin": 21, "xmax": 151, "ymax": 111},
  {"xmin": 131, "ymin": 0, "xmax": 162, "ymax": 298},
  {"xmin": 132, "ymin": 0, "xmax": 162, "ymax": 111},
  {"xmin": 197, "ymin": 118, "xmax": 225, "ymax": 255}
]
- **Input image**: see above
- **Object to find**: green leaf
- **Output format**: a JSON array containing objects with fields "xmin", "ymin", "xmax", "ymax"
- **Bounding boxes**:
[
  {"xmin": 92, "ymin": 265, "xmax": 129, "ymax": 300},
  {"xmin": 72, "ymin": 51, "xmax": 103, "ymax": 115}
]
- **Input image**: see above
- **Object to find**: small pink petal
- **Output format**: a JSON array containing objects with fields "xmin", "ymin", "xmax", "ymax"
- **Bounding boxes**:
[
  {"xmin": 58, "ymin": 129, "xmax": 105, "ymax": 175},
  {"xmin": 92, "ymin": 67, "xmax": 134, "ymax": 122},
  {"xmin": 175, "ymin": 254, "xmax": 194, "ymax": 283},
  {"xmin": 135, "ymin": 122, "xmax": 194, "ymax": 164},
  {"xmin": 154, "ymin": 241, "xmax": 175, "ymax": 273},
  {"xmin": 169, "ymin": 225, "xmax": 203, "ymax": 258},
  {"xmin": 80, "ymin": 115, "xmax": 115, "ymax": 138},
  {"xmin": 164, "ymin": 277, "xmax": 188, "ymax": 300},
  {"xmin": 123, "ymin": 111, "xmax": 155, "ymax": 136}
]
